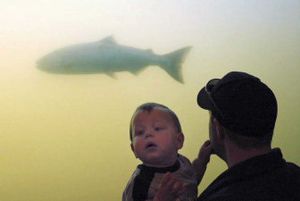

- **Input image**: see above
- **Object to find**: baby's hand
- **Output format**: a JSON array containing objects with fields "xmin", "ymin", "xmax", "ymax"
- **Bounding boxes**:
[
  {"xmin": 153, "ymin": 172, "xmax": 185, "ymax": 201},
  {"xmin": 192, "ymin": 140, "xmax": 213, "ymax": 184}
]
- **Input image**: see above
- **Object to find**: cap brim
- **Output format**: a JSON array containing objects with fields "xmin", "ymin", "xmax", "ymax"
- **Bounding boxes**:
[{"xmin": 197, "ymin": 87, "xmax": 214, "ymax": 110}]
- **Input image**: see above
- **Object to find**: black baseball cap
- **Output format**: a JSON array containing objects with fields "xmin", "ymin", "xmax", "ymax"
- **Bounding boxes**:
[{"xmin": 197, "ymin": 71, "xmax": 278, "ymax": 137}]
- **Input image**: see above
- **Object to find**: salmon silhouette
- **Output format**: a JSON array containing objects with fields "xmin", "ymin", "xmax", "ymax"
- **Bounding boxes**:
[{"xmin": 37, "ymin": 36, "xmax": 191, "ymax": 83}]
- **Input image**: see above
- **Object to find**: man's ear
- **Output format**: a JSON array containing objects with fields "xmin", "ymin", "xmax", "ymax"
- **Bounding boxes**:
[
  {"xmin": 214, "ymin": 118, "xmax": 225, "ymax": 141},
  {"xmin": 176, "ymin": 132, "xmax": 184, "ymax": 150}
]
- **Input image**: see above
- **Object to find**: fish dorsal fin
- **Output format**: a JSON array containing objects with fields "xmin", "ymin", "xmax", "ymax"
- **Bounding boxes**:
[
  {"xmin": 99, "ymin": 36, "xmax": 116, "ymax": 44},
  {"xmin": 106, "ymin": 72, "xmax": 116, "ymax": 78},
  {"xmin": 145, "ymin": 49, "xmax": 153, "ymax": 53}
]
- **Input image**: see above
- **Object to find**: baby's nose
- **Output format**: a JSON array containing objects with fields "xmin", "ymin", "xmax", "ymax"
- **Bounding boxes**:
[{"xmin": 145, "ymin": 130, "xmax": 154, "ymax": 138}]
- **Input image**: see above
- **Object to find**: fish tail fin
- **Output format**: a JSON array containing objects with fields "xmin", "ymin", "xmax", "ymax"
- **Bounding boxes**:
[{"xmin": 161, "ymin": 46, "xmax": 192, "ymax": 83}]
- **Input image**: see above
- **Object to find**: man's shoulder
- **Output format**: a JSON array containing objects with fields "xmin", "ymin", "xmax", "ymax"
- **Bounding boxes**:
[
  {"xmin": 197, "ymin": 195, "xmax": 297, "ymax": 201},
  {"xmin": 286, "ymin": 161, "xmax": 300, "ymax": 172},
  {"xmin": 197, "ymin": 156, "xmax": 300, "ymax": 201},
  {"xmin": 285, "ymin": 161, "xmax": 300, "ymax": 184}
]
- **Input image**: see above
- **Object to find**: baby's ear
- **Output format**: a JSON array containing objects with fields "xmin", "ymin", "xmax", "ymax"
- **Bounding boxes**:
[
  {"xmin": 176, "ymin": 132, "xmax": 184, "ymax": 150},
  {"xmin": 130, "ymin": 143, "xmax": 137, "ymax": 158}
]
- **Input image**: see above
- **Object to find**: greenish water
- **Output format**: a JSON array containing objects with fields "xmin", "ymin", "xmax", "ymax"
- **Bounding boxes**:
[{"xmin": 1, "ymin": 1, "xmax": 300, "ymax": 200}]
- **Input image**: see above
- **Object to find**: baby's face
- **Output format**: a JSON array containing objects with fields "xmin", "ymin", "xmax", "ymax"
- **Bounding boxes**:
[{"xmin": 131, "ymin": 108, "xmax": 183, "ymax": 167}]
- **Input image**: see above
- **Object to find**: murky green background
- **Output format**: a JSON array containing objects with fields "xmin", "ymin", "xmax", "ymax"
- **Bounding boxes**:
[{"xmin": 1, "ymin": 1, "xmax": 299, "ymax": 200}]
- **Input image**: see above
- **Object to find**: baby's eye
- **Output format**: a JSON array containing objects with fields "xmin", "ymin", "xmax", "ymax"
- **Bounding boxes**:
[
  {"xmin": 135, "ymin": 130, "xmax": 144, "ymax": 136},
  {"xmin": 155, "ymin": 127, "xmax": 164, "ymax": 131}
]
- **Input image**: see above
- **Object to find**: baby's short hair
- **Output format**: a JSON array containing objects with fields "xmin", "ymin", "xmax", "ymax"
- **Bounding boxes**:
[{"xmin": 129, "ymin": 102, "xmax": 182, "ymax": 141}]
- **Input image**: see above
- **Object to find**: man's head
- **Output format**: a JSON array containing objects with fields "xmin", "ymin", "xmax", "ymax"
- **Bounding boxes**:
[
  {"xmin": 129, "ymin": 103, "xmax": 184, "ymax": 167},
  {"xmin": 197, "ymin": 71, "xmax": 277, "ymax": 152}
]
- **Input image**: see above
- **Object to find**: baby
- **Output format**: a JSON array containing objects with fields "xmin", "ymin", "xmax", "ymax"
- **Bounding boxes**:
[{"xmin": 122, "ymin": 102, "xmax": 198, "ymax": 201}]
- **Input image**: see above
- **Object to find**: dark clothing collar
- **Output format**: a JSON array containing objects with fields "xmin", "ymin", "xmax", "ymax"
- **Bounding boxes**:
[
  {"xmin": 137, "ymin": 159, "xmax": 180, "ymax": 173},
  {"xmin": 198, "ymin": 148, "xmax": 286, "ymax": 200},
  {"xmin": 133, "ymin": 160, "xmax": 180, "ymax": 201},
  {"xmin": 224, "ymin": 148, "xmax": 284, "ymax": 178}
]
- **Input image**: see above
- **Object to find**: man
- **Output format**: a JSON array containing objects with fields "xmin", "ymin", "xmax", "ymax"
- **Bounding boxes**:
[{"xmin": 193, "ymin": 71, "xmax": 300, "ymax": 201}]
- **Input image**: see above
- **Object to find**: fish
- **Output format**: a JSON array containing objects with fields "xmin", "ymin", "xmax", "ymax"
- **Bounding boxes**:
[{"xmin": 36, "ymin": 36, "xmax": 191, "ymax": 83}]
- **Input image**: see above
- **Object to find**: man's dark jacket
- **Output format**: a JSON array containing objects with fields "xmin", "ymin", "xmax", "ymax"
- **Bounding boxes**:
[{"xmin": 197, "ymin": 149, "xmax": 300, "ymax": 201}]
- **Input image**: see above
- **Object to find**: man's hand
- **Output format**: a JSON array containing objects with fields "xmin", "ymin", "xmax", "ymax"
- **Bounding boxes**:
[
  {"xmin": 153, "ymin": 172, "xmax": 185, "ymax": 201},
  {"xmin": 192, "ymin": 140, "xmax": 213, "ymax": 184}
]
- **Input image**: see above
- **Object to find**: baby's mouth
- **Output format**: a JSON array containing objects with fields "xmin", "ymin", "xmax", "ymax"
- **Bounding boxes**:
[{"xmin": 145, "ymin": 142, "xmax": 157, "ymax": 149}]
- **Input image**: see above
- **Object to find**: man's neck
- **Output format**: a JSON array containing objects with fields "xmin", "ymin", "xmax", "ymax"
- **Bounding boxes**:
[{"xmin": 226, "ymin": 145, "xmax": 271, "ymax": 168}]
